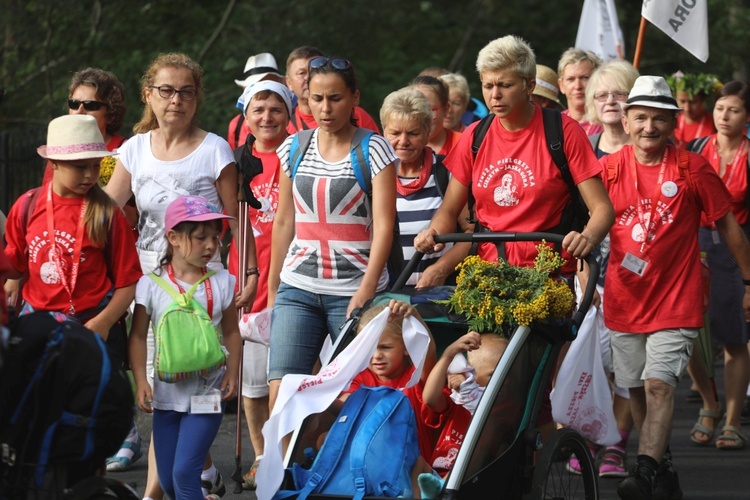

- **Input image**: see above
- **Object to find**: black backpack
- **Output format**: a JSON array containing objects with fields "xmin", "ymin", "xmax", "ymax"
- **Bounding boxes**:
[
  {"xmin": 470, "ymin": 107, "xmax": 590, "ymax": 236},
  {"xmin": 0, "ymin": 313, "xmax": 134, "ymax": 497}
]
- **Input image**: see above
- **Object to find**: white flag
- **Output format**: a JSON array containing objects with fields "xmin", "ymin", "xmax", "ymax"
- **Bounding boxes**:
[
  {"xmin": 255, "ymin": 309, "xmax": 430, "ymax": 500},
  {"xmin": 575, "ymin": 0, "xmax": 625, "ymax": 61},
  {"xmin": 642, "ymin": 0, "xmax": 708, "ymax": 62}
]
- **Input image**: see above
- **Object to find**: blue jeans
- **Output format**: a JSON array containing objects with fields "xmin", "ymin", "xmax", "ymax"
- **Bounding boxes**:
[
  {"xmin": 268, "ymin": 283, "xmax": 349, "ymax": 381},
  {"xmin": 152, "ymin": 409, "xmax": 223, "ymax": 499}
]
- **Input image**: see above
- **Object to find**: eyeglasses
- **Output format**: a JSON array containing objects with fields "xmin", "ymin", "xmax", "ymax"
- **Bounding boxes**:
[
  {"xmin": 594, "ymin": 91, "xmax": 629, "ymax": 103},
  {"xmin": 308, "ymin": 57, "xmax": 352, "ymax": 71},
  {"xmin": 68, "ymin": 99, "xmax": 108, "ymax": 111},
  {"xmin": 148, "ymin": 86, "xmax": 197, "ymax": 101}
]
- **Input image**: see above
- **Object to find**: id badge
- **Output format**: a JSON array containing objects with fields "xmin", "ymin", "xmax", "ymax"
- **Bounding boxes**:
[
  {"xmin": 712, "ymin": 230, "xmax": 720, "ymax": 244},
  {"xmin": 190, "ymin": 387, "xmax": 222, "ymax": 414},
  {"xmin": 621, "ymin": 252, "xmax": 648, "ymax": 277}
]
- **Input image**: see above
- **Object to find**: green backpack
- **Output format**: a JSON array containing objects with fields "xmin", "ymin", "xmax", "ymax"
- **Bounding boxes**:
[{"xmin": 149, "ymin": 270, "xmax": 226, "ymax": 383}]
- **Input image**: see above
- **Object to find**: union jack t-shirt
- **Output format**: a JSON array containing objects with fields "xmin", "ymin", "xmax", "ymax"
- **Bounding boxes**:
[{"xmin": 276, "ymin": 131, "xmax": 399, "ymax": 296}]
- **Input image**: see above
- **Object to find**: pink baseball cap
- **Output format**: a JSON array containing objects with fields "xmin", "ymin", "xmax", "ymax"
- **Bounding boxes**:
[{"xmin": 165, "ymin": 195, "xmax": 234, "ymax": 231}]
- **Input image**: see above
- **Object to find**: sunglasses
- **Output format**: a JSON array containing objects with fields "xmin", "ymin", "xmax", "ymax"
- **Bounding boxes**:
[
  {"xmin": 308, "ymin": 57, "xmax": 352, "ymax": 71},
  {"xmin": 148, "ymin": 85, "xmax": 197, "ymax": 101},
  {"xmin": 68, "ymin": 99, "xmax": 108, "ymax": 111}
]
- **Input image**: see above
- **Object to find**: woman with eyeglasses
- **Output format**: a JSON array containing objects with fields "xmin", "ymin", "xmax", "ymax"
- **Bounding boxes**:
[
  {"xmin": 106, "ymin": 52, "xmax": 255, "ymax": 499},
  {"xmin": 586, "ymin": 61, "xmax": 639, "ymax": 159},
  {"xmin": 267, "ymin": 56, "xmax": 398, "ymax": 411},
  {"xmin": 410, "ymin": 75, "xmax": 461, "ymax": 157}
]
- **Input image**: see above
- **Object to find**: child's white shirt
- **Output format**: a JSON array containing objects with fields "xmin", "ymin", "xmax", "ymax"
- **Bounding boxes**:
[{"xmin": 135, "ymin": 268, "xmax": 236, "ymax": 412}]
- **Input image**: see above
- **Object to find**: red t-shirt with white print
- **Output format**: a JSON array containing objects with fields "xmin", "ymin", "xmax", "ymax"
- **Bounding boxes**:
[
  {"xmin": 4, "ymin": 188, "xmax": 141, "ymax": 313},
  {"xmin": 445, "ymin": 103, "xmax": 602, "ymax": 267},
  {"xmin": 602, "ymin": 145, "xmax": 732, "ymax": 334}
]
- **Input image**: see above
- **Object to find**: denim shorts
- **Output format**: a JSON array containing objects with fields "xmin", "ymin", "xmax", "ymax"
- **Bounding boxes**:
[{"xmin": 268, "ymin": 283, "xmax": 350, "ymax": 381}]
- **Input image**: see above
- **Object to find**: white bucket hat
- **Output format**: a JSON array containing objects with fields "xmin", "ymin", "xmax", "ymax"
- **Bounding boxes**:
[
  {"xmin": 37, "ymin": 115, "xmax": 112, "ymax": 160},
  {"xmin": 621, "ymin": 76, "xmax": 682, "ymax": 111},
  {"xmin": 234, "ymin": 52, "xmax": 283, "ymax": 88}
]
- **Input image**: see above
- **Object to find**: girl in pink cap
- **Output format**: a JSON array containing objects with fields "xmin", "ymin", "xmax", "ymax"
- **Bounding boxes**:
[{"xmin": 129, "ymin": 194, "xmax": 241, "ymax": 500}]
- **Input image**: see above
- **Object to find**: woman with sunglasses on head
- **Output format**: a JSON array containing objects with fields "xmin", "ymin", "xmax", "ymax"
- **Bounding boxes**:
[
  {"xmin": 267, "ymin": 56, "xmax": 398, "ymax": 411},
  {"xmin": 106, "ymin": 53, "xmax": 255, "ymax": 500}
]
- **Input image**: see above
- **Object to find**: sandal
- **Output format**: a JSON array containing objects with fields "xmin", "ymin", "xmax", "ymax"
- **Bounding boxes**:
[
  {"xmin": 105, "ymin": 436, "xmax": 143, "ymax": 472},
  {"xmin": 242, "ymin": 458, "xmax": 261, "ymax": 490},
  {"xmin": 716, "ymin": 425, "xmax": 747, "ymax": 450},
  {"xmin": 689, "ymin": 405, "xmax": 723, "ymax": 446}
]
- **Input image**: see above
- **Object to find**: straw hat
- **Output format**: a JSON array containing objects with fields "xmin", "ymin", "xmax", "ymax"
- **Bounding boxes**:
[
  {"xmin": 235, "ymin": 53, "xmax": 284, "ymax": 88},
  {"xmin": 621, "ymin": 76, "xmax": 681, "ymax": 111},
  {"xmin": 37, "ymin": 115, "xmax": 112, "ymax": 161},
  {"xmin": 532, "ymin": 65, "xmax": 562, "ymax": 106}
]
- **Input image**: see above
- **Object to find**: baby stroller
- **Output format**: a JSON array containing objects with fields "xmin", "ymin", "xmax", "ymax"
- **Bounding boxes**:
[{"xmin": 278, "ymin": 232, "xmax": 599, "ymax": 500}]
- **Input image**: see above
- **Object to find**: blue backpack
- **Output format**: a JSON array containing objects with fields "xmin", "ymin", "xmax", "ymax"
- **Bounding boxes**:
[
  {"xmin": 288, "ymin": 128, "xmax": 405, "ymax": 284},
  {"xmin": 273, "ymin": 386, "xmax": 420, "ymax": 500}
]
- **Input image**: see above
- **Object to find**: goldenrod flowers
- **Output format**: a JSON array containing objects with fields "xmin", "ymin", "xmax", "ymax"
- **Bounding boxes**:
[
  {"xmin": 98, "ymin": 156, "xmax": 116, "ymax": 186},
  {"xmin": 438, "ymin": 243, "xmax": 574, "ymax": 336}
]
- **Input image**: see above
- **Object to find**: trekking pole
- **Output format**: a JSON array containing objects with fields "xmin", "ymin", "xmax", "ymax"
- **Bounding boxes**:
[
  {"xmin": 231, "ymin": 192, "xmax": 247, "ymax": 494},
  {"xmin": 231, "ymin": 138, "xmax": 263, "ymax": 494}
]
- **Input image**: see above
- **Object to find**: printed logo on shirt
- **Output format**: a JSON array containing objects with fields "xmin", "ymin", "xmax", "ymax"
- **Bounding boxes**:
[
  {"xmin": 28, "ymin": 230, "xmax": 86, "ymax": 285},
  {"xmin": 617, "ymin": 201, "xmax": 675, "ymax": 244},
  {"xmin": 477, "ymin": 158, "xmax": 536, "ymax": 208},
  {"xmin": 252, "ymin": 181, "xmax": 280, "ymax": 225}
]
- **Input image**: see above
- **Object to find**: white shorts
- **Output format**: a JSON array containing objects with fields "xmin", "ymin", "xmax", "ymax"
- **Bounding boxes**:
[
  {"xmin": 242, "ymin": 341, "xmax": 270, "ymax": 399},
  {"xmin": 610, "ymin": 328, "xmax": 698, "ymax": 389}
]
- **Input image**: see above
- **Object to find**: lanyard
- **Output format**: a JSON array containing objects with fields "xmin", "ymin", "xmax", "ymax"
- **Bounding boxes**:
[
  {"xmin": 678, "ymin": 114, "xmax": 707, "ymax": 145},
  {"xmin": 46, "ymin": 184, "xmax": 87, "ymax": 315},
  {"xmin": 712, "ymin": 137, "xmax": 747, "ymax": 186},
  {"xmin": 167, "ymin": 263, "xmax": 213, "ymax": 319},
  {"xmin": 631, "ymin": 148, "xmax": 670, "ymax": 254}
]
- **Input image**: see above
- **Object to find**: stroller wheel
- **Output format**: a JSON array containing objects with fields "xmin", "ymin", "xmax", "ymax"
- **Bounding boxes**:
[{"xmin": 529, "ymin": 428, "xmax": 599, "ymax": 500}]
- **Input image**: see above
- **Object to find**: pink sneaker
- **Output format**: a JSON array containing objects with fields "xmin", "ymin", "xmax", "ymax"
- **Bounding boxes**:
[
  {"xmin": 565, "ymin": 444, "xmax": 598, "ymax": 475},
  {"xmin": 599, "ymin": 446, "xmax": 628, "ymax": 478}
]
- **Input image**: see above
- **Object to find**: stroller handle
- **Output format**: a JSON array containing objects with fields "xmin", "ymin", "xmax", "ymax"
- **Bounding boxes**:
[{"xmin": 394, "ymin": 232, "xmax": 599, "ymax": 329}]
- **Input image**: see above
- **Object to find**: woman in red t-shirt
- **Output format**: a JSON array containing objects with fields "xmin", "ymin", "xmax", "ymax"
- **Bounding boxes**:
[
  {"xmin": 410, "ymin": 75, "xmax": 461, "ymax": 157},
  {"xmin": 690, "ymin": 81, "xmax": 750, "ymax": 450}
]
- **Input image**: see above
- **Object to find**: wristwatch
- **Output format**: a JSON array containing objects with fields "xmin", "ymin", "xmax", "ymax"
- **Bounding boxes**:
[{"xmin": 245, "ymin": 267, "xmax": 260, "ymax": 277}]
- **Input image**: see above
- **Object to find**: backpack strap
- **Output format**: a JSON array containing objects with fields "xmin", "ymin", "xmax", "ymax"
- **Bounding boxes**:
[
  {"xmin": 17, "ymin": 186, "xmax": 41, "ymax": 243},
  {"xmin": 676, "ymin": 148, "xmax": 695, "ymax": 198},
  {"xmin": 433, "ymin": 153, "xmax": 450, "ymax": 198},
  {"xmin": 468, "ymin": 115, "xmax": 495, "ymax": 223},
  {"xmin": 606, "ymin": 150, "xmax": 621, "ymax": 184},
  {"xmin": 686, "ymin": 135, "xmax": 710, "ymax": 154},
  {"xmin": 289, "ymin": 129, "xmax": 315, "ymax": 181},
  {"xmin": 233, "ymin": 113, "xmax": 245, "ymax": 148},
  {"xmin": 350, "ymin": 128, "xmax": 374, "ymax": 197},
  {"xmin": 148, "ymin": 270, "xmax": 217, "ymax": 316},
  {"xmin": 541, "ymin": 107, "xmax": 574, "ymax": 196},
  {"xmin": 349, "ymin": 388, "xmax": 409, "ymax": 500},
  {"xmin": 296, "ymin": 388, "xmax": 373, "ymax": 500}
]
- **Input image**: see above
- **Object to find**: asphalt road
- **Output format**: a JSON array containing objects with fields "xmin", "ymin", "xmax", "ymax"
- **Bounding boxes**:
[{"xmin": 112, "ymin": 363, "xmax": 749, "ymax": 499}]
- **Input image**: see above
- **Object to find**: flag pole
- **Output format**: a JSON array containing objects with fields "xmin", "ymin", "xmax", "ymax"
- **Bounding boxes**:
[{"xmin": 633, "ymin": 16, "xmax": 648, "ymax": 69}]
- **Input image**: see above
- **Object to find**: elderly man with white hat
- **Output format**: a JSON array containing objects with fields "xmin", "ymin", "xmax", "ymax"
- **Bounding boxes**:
[
  {"xmin": 601, "ymin": 75, "xmax": 750, "ymax": 500},
  {"xmin": 228, "ymin": 53, "xmax": 287, "ymax": 149}
]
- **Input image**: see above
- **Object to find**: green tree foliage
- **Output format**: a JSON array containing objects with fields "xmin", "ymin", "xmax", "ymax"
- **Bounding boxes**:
[{"xmin": 1, "ymin": 0, "xmax": 748, "ymax": 139}]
